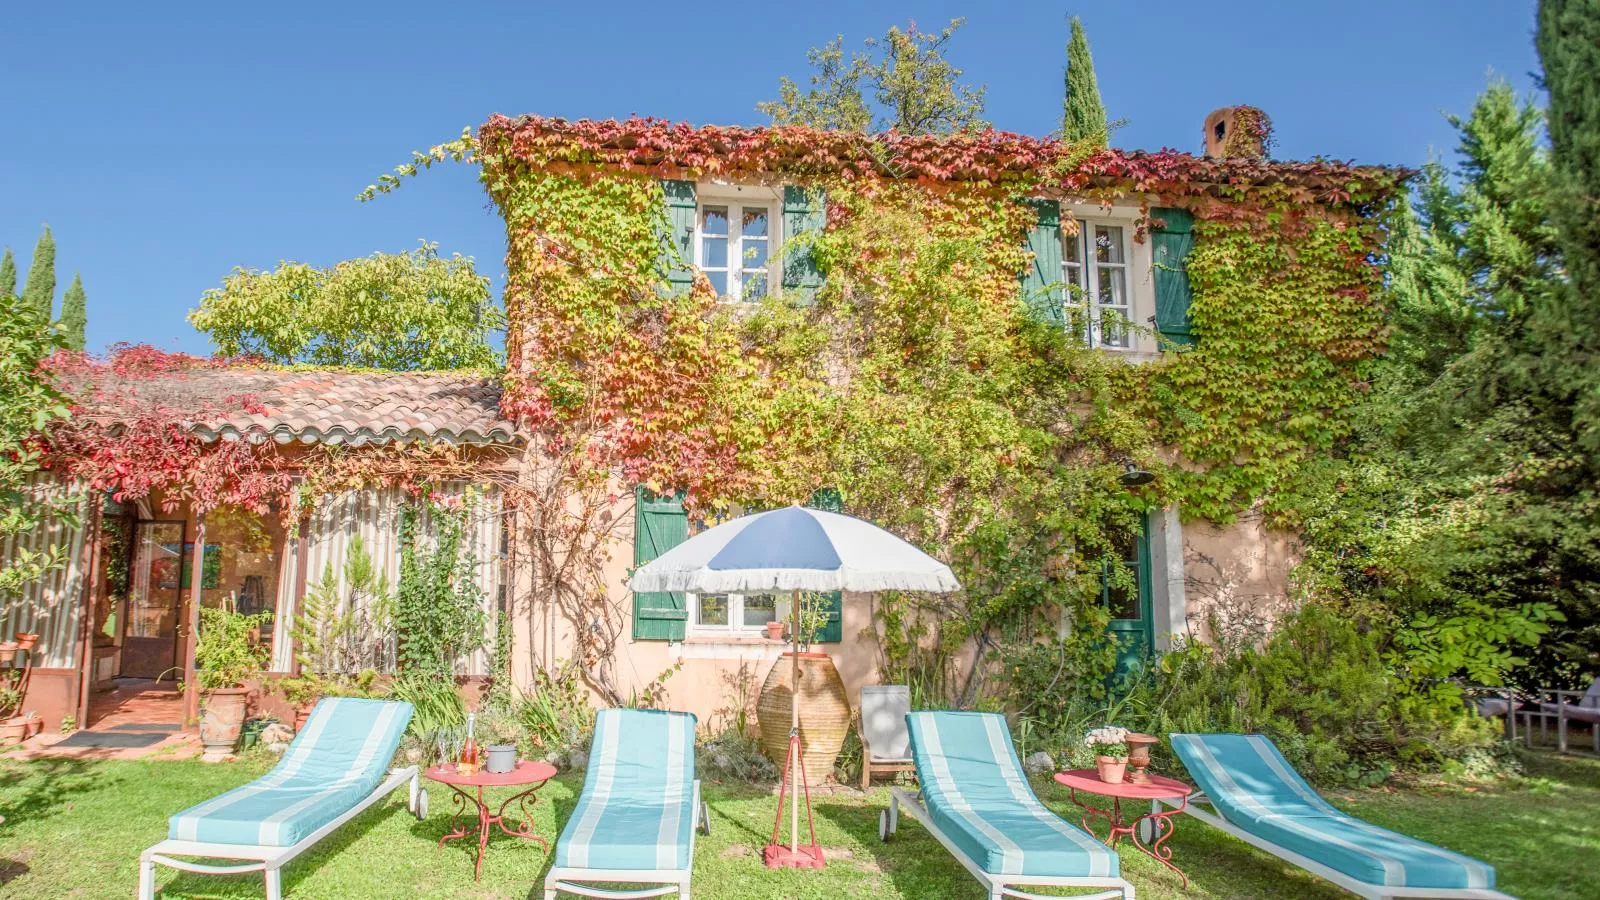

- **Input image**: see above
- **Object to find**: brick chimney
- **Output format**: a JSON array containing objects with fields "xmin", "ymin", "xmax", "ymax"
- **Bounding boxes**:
[{"xmin": 1202, "ymin": 106, "xmax": 1271, "ymax": 160}]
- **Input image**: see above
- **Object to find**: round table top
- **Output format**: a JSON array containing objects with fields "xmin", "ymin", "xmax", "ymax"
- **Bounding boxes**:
[
  {"xmin": 425, "ymin": 759, "xmax": 557, "ymax": 787},
  {"xmin": 1054, "ymin": 769, "xmax": 1192, "ymax": 799}
]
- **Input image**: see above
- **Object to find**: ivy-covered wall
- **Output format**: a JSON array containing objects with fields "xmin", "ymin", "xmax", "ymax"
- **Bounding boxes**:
[{"xmin": 477, "ymin": 115, "xmax": 1404, "ymax": 701}]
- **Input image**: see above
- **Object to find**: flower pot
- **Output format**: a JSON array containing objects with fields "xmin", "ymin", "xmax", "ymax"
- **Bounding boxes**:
[
  {"xmin": 484, "ymin": 744, "xmax": 518, "ymax": 774},
  {"xmin": 25, "ymin": 717, "xmax": 42, "ymax": 737},
  {"xmin": 199, "ymin": 687, "xmax": 250, "ymax": 762},
  {"xmin": 1096, "ymin": 755, "xmax": 1128, "ymax": 784},
  {"xmin": 0, "ymin": 717, "xmax": 27, "ymax": 746},
  {"xmin": 757, "ymin": 652, "xmax": 850, "ymax": 786},
  {"xmin": 293, "ymin": 702, "xmax": 313, "ymax": 732},
  {"xmin": 765, "ymin": 621, "xmax": 786, "ymax": 641},
  {"xmin": 1126, "ymin": 732, "xmax": 1159, "ymax": 783},
  {"xmin": 0, "ymin": 641, "xmax": 17, "ymax": 665},
  {"xmin": 13, "ymin": 633, "xmax": 38, "ymax": 653}
]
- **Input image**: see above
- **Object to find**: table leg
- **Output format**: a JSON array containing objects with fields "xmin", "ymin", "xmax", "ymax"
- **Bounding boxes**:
[
  {"xmin": 492, "ymin": 782, "xmax": 552, "ymax": 853},
  {"xmin": 1128, "ymin": 795, "xmax": 1189, "ymax": 888}
]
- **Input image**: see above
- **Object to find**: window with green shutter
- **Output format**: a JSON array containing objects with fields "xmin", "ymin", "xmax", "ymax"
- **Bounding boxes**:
[
  {"xmin": 633, "ymin": 487, "xmax": 689, "ymax": 640},
  {"xmin": 805, "ymin": 488, "xmax": 843, "ymax": 643},
  {"xmin": 782, "ymin": 185, "xmax": 825, "ymax": 304},
  {"xmin": 1151, "ymin": 207, "xmax": 1197, "ymax": 347},
  {"xmin": 1020, "ymin": 198, "xmax": 1066, "ymax": 326},
  {"xmin": 660, "ymin": 180, "xmax": 698, "ymax": 295}
]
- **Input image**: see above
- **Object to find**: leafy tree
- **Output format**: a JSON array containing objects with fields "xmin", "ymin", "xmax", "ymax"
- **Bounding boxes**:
[
  {"xmin": 0, "ymin": 249, "xmax": 15, "ymax": 300},
  {"xmin": 59, "ymin": 274, "xmax": 86, "ymax": 352},
  {"xmin": 188, "ymin": 242, "xmax": 502, "ymax": 370},
  {"xmin": 20, "ymin": 226, "xmax": 55, "ymax": 322},
  {"xmin": 1061, "ymin": 17, "xmax": 1108, "ymax": 145},
  {"xmin": 0, "ymin": 293, "xmax": 72, "ymax": 599},
  {"xmin": 759, "ymin": 18, "xmax": 989, "ymax": 135}
]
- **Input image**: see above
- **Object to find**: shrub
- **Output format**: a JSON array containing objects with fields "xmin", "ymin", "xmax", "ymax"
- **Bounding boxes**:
[{"xmin": 194, "ymin": 605, "xmax": 271, "ymax": 690}]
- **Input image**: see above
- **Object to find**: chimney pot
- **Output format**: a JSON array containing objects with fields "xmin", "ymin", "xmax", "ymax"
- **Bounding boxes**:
[{"xmin": 1203, "ymin": 106, "xmax": 1271, "ymax": 160}]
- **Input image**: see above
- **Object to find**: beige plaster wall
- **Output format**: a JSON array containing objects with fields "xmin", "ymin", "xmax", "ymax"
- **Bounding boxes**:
[{"xmin": 1180, "ymin": 505, "xmax": 1300, "ymax": 645}]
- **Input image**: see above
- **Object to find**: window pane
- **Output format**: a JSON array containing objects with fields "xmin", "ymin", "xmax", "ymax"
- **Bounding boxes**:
[
  {"xmin": 706, "ymin": 271, "xmax": 728, "ymax": 296},
  {"xmin": 1094, "ymin": 225, "xmax": 1124, "ymax": 264},
  {"xmin": 1097, "ymin": 266, "xmax": 1125, "ymax": 309},
  {"xmin": 1108, "ymin": 581, "xmax": 1140, "ymax": 620},
  {"xmin": 743, "ymin": 238, "xmax": 769, "ymax": 269},
  {"xmin": 742, "ymin": 272, "xmax": 768, "ymax": 301},
  {"xmin": 698, "ymin": 594, "xmax": 730, "ymax": 626},
  {"xmin": 701, "ymin": 206, "xmax": 729, "ymax": 236},
  {"xmin": 741, "ymin": 207, "xmax": 769, "ymax": 237},
  {"xmin": 702, "ymin": 237, "xmax": 728, "ymax": 269},
  {"xmin": 1062, "ymin": 228, "xmax": 1082, "ymax": 263},
  {"xmin": 742, "ymin": 594, "xmax": 777, "ymax": 627}
]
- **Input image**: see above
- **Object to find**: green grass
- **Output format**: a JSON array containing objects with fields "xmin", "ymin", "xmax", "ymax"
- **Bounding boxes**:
[{"xmin": 1, "ymin": 750, "xmax": 1596, "ymax": 898}]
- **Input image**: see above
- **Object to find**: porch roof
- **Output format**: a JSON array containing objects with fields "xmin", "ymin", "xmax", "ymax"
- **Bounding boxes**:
[{"xmin": 66, "ymin": 367, "xmax": 522, "ymax": 447}]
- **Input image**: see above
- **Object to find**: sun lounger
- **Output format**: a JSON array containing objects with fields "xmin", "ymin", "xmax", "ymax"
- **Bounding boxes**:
[
  {"xmin": 1168, "ymin": 733, "xmax": 1511, "ymax": 899},
  {"xmin": 881, "ymin": 710, "xmax": 1133, "ymax": 900},
  {"xmin": 543, "ymin": 708, "xmax": 708, "ymax": 900},
  {"xmin": 138, "ymin": 697, "xmax": 421, "ymax": 900},
  {"xmin": 859, "ymin": 685, "xmax": 915, "ymax": 790}
]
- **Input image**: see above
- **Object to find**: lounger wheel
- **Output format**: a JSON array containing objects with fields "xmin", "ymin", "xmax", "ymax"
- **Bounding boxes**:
[
  {"xmin": 698, "ymin": 801, "xmax": 711, "ymax": 835},
  {"xmin": 878, "ymin": 803, "xmax": 898, "ymax": 841},
  {"xmin": 414, "ymin": 788, "xmax": 428, "ymax": 820}
]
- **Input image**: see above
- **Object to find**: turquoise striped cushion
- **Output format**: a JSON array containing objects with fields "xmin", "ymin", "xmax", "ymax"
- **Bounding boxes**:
[
  {"xmin": 907, "ymin": 711, "xmax": 1117, "ymax": 879},
  {"xmin": 1172, "ymin": 733, "xmax": 1495, "ymax": 890},
  {"xmin": 555, "ymin": 709, "xmax": 696, "ymax": 871},
  {"xmin": 168, "ymin": 698, "xmax": 412, "ymax": 847}
]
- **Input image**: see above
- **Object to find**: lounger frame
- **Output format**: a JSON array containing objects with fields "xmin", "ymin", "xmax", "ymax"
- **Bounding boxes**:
[
  {"xmin": 1159, "ymin": 793, "xmax": 1514, "ymax": 900},
  {"xmin": 542, "ymin": 780, "xmax": 708, "ymax": 900},
  {"xmin": 883, "ymin": 787, "xmax": 1134, "ymax": 900},
  {"xmin": 137, "ymin": 766, "xmax": 421, "ymax": 900}
]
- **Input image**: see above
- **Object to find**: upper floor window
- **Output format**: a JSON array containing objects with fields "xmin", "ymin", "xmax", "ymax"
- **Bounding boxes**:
[
  {"xmin": 697, "ymin": 200, "xmax": 776, "ymax": 302},
  {"xmin": 1063, "ymin": 222, "xmax": 1132, "ymax": 349}
]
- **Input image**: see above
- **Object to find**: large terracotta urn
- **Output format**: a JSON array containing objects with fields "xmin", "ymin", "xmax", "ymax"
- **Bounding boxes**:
[
  {"xmin": 758, "ymin": 652, "xmax": 850, "ymax": 786},
  {"xmin": 199, "ymin": 687, "xmax": 250, "ymax": 762}
]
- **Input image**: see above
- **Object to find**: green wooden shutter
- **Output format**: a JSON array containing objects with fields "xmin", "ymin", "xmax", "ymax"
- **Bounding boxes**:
[
  {"xmin": 782, "ymin": 185, "xmax": 825, "ymax": 305},
  {"xmin": 1151, "ymin": 207, "xmax": 1196, "ymax": 347},
  {"xmin": 660, "ymin": 180, "xmax": 698, "ymax": 295},
  {"xmin": 805, "ymin": 488, "xmax": 843, "ymax": 642},
  {"xmin": 1021, "ymin": 198, "xmax": 1066, "ymax": 326},
  {"xmin": 633, "ymin": 487, "xmax": 689, "ymax": 640}
]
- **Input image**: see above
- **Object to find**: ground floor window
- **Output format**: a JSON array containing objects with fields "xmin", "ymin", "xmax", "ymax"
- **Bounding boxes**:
[{"xmin": 690, "ymin": 592, "xmax": 783, "ymax": 635}]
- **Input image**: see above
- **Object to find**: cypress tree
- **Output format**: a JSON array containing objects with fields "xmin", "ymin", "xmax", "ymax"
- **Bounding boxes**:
[
  {"xmin": 20, "ymin": 226, "xmax": 56, "ymax": 322},
  {"xmin": 1061, "ymin": 17, "xmax": 1108, "ymax": 145},
  {"xmin": 1535, "ymin": 0, "xmax": 1600, "ymax": 454},
  {"xmin": 59, "ymin": 273, "xmax": 86, "ymax": 352},
  {"xmin": 0, "ymin": 249, "xmax": 14, "ymax": 300}
]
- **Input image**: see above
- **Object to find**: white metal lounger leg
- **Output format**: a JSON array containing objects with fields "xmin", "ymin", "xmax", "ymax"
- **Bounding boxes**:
[
  {"xmin": 264, "ymin": 865, "xmax": 283, "ymax": 900},
  {"xmin": 138, "ymin": 850, "xmax": 155, "ymax": 900}
]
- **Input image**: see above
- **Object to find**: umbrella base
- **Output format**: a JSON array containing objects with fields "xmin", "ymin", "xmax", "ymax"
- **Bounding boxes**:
[{"xmin": 762, "ymin": 842, "xmax": 826, "ymax": 869}]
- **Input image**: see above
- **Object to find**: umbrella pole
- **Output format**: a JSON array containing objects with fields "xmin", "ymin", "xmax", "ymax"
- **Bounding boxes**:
[{"xmin": 790, "ymin": 588, "xmax": 800, "ymax": 854}]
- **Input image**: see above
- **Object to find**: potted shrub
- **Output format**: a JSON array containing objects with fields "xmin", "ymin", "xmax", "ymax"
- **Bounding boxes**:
[
  {"xmin": 0, "ymin": 686, "xmax": 24, "ymax": 746},
  {"xmin": 1084, "ymin": 726, "xmax": 1130, "ymax": 784},
  {"xmin": 194, "ymin": 604, "xmax": 271, "ymax": 762},
  {"xmin": 13, "ymin": 632, "xmax": 38, "ymax": 654},
  {"xmin": 275, "ymin": 674, "xmax": 325, "ymax": 731},
  {"xmin": 756, "ymin": 593, "xmax": 849, "ymax": 786}
]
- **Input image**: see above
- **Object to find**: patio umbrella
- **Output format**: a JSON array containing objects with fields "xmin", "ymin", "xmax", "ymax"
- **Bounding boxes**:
[{"xmin": 630, "ymin": 504, "xmax": 960, "ymax": 868}]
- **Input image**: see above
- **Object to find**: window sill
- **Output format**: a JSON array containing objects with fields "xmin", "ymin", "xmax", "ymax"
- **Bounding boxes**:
[{"xmin": 673, "ymin": 636, "xmax": 788, "ymax": 661}]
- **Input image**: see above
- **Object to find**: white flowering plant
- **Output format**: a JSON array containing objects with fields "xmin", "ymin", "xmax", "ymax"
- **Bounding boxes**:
[{"xmin": 1083, "ymin": 726, "xmax": 1130, "ymax": 759}]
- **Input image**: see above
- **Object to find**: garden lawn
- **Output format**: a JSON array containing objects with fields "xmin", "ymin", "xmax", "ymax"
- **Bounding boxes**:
[{"xmin": 1, "ymin": 750, "xmax": 1595, "ymax": 899}]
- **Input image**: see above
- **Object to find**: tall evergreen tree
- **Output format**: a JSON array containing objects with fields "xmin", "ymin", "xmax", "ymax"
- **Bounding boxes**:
[
  {"xmin": 59, "ymin": 273, "xmax": 86, "ymax": 352},
  {"xmin": 1534, "ymin": 0, "xmax": 1600, "ymax": 455},
  {"xmin": 0, "ymin": 249, "xmax": 14, "ymax": 300},
  {"xmin": 20, "ymin": 226, "xmax": 56, "ymax": 322},
  {"xmin": 1061, "ymin": 17, "xmax": 1108, "ymax": 145}
]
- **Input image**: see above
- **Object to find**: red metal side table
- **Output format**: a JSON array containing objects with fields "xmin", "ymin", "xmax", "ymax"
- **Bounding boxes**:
[
  {"xmin": 1054, "ymin": 769, "xmax": 1193, "ymax": 887},
  {"xmin": 425, "ymin": 760, "xmax": 558, "ymax": 881}
]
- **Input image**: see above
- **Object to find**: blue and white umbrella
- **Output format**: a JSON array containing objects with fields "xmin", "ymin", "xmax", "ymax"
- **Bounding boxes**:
[{"xmin": 629, "ymin": 504, "xmax": 960, "ymax": 595}]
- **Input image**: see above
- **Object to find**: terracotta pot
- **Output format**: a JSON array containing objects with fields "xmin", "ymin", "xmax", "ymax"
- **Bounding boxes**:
[
  {"xmin": 0, "ymin": 641, "xmax": 17, "ymax": 665},
  {"xmin": 293, "ymin": 701, "xmax": 314, "ymax": 731},
  {"xmin": 757, "ymin": 652, "xmax": 850, "ymax": 786},
  {"xmin": 25, "ymin": 717, "xmax": 42, "ymax": 737},
  {"xmin": 1126, "ymin": 732, "xmax": 1159, "ymax": 783},
  {"xmin": 1096, "ymin": 755, "xmax": 1128, "ymax": 784},
  {"xmin": 199, "ymin": 688, "xmax": 250, "ymax": 762},
  {"xmin": 0, "ymin": 718, "xmax": 27, "ymax": 746},
  {"xmin": 765, "ymin": 621, "xmax": 786, "ymax": 641},
  {"xmin": 13, "ymin": 633, "xmax": 38, "ymax": 653}
]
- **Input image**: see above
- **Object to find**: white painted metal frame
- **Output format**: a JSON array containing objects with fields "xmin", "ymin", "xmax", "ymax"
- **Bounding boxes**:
[
  {"xmin": 137, "ymin": 766, "xmax": 421, "ymax": 900},
  {"xmin": 882, "ymin": 787, "xmax": 1134, "ymax": 900},
  {"xmin": 542, "ymin": 780, "xmax": 708, "ymax": 900},
  {"xmin": 1157, "ymin": 794, "xmax": 1515, "ymax": 900}
]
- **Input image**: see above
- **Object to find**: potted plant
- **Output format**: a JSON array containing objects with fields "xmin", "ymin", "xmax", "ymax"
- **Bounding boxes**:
[
  {"xmin": 194, "ymin": 604, "xmax": 271, "ymax": 762},
  {"xmin": 0, "ymin": 640, "xmax": 18, "ymax": 665},
  {"xmin": 1084, "ymin": 726, "xmax": 1130, "ymax": 784},
  {"xmin": 0, "ymin": 686, "xmax": 24, "ymax": 746},
  {"xmin": 479, "ymin": 708, "xmax": 522, "ymax": 774},
  {"xmin": 764, "ymin": 620, "xmax": 786, "ymax": 641},
  {"xmin": 13, "ymin": 632, "xmax": 38, "ymax": 654},
  {"xmin": 274, "ymin": 673, "xmax": 325, "ymax": 731},
  {"xmin": 756, "ymin": 592, "xmax": 849, "ymax": 786}
]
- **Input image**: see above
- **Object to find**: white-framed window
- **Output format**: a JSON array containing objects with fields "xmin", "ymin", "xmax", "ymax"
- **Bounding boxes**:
[
  {"xmin": 689, "ymin": 591, "xmax": 786, "ymax": 635},
  {"xmin": 696, "ymin": 198, "xmax": 777, "ymax": 302},
  {"xmin": 1063, "ymin": 221, "xmax": 1132, "ymax": 349}
]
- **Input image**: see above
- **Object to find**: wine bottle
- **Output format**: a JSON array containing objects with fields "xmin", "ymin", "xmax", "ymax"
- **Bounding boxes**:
[{"xmin": 459, "ymin": 712, "xmax": 479, "ymax": 776}]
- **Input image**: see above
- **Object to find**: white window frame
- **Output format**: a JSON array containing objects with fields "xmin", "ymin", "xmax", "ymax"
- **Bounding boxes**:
[
  {"xmin": 687, "ymin": 591, "xmax": 786, "ymax": 636},
  {"xmin": 1062, "ymin": 219, "xmax": 1134, "ymax": 350},
  {"xmin": 694, "ymin": 185, "xmax": 781, "ymax": 303}
]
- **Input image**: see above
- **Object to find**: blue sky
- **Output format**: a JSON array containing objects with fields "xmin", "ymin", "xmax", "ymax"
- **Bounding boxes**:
[{"xmin": 1, "ymin": 1, "xmax": 1543, "ymax": 355}]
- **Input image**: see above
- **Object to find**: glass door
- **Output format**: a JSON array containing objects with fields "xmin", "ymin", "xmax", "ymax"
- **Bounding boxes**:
[{"xmin": 121, "ymin": 521, "xmax": 186, "ymax": 679}]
